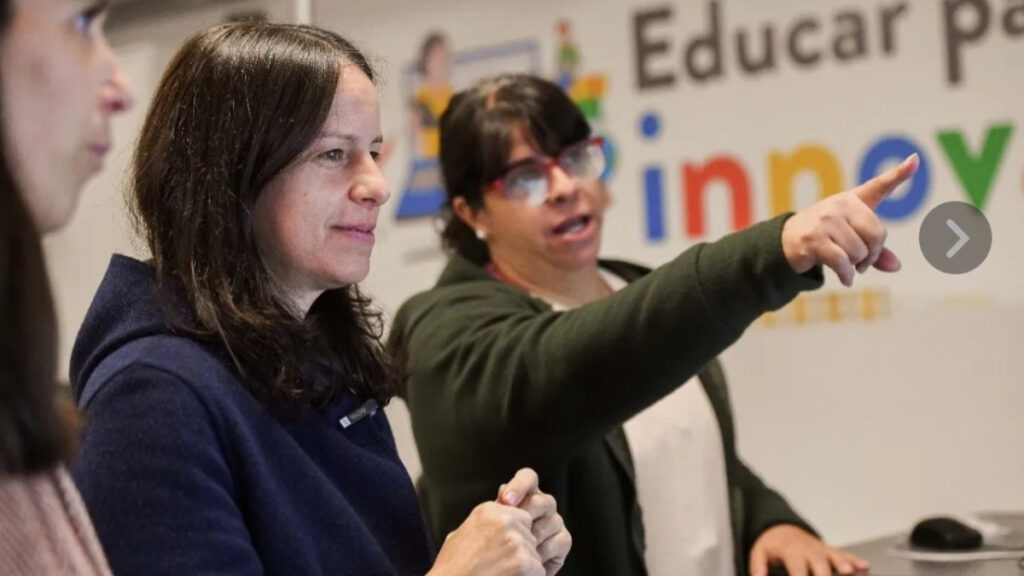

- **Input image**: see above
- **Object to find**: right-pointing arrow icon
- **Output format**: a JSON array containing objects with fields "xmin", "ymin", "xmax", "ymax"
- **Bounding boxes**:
[
  {"xmin": 920, "ymin": 202, "xmax": 991, "ymax": 274},
  {"xmin": 945, "ymin": 218, "xmax": 970, "ymax": 259}
]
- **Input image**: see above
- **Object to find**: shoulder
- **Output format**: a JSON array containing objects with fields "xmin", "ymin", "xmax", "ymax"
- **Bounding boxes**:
[
  {"xmin": 392, "ymin": 282, "xmax": 544, "ymax": 344},
  {"xmin": 81, "ymin": 335, "xmax": 248, "ymax": 431},
  {"xmin": 392, "ymin": 266, "xmax": 544, "ymax": 338},
  {"xmin": 97, "ymin": 334, "xmax": 234, "ymax": 386},
  {"xmin": 74, "ymin": 342, "xmax": 252, "ymax": 491}
]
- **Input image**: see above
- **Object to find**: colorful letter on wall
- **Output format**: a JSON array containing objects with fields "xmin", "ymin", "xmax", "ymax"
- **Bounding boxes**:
[
  {"xmin": 683, "ymin": 156, "xmax": 752, "ymax": 237},
  {"xmin": 769, "ymin": 145, "xmax": 844, "ymax": 215},
  {"xmin": 937, "ymin": 123, "xmax": 1013, "ymax": 211}
]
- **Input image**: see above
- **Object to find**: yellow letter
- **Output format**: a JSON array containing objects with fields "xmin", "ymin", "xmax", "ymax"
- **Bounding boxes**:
[{"xmin": 769, "ymin": 145, "xmax": 844, "ymax": 215}]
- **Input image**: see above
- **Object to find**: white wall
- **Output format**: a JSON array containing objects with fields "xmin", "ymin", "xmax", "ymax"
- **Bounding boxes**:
[
  {"xmin": 44, "ymin": 0, "xmax": 1023, "ymax": 548},
  {"xmin": 720, "ymin": 305, "xmax": 1024, "ymax": 544}
]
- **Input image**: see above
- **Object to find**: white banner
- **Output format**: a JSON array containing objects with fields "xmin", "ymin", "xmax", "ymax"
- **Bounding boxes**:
[{"xmin": 318, "ymin": 0, "xmax": 1024, "ymax": 323}]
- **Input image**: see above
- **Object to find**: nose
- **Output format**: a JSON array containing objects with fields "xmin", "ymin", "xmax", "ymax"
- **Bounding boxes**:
[
  {"xmin": 98, "ymin": 41, "xmax": 135, "ymax": 114},
  {"xmin": 349, "ymin": 154, "xmax": 391, "ymax": 207},
  {"xmin": 546, "ymin": 164, "xmax": 579, "ymax": 205}
]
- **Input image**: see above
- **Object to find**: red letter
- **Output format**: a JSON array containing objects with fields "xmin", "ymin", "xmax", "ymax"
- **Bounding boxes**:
[{"xmin": 683, "ymin": 156, "xmax": 752, "ymax": 237}]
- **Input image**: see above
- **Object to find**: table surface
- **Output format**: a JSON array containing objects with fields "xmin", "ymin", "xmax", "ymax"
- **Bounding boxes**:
[{"xmin": 844, "ymin": 513, "xmax": 1024, "ymax": 576}]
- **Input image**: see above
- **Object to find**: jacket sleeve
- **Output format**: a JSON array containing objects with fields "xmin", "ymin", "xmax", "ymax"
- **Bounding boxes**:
[
  {"xmin": 392, "ymin": 215, "xmax": 823, "ymax": 469},
  {"xmin": 72, "ymin": 364, "xmax": 262, "ymax": 576},
  {"xmin": 736, "ymin": 459, "xmax": 819, "ymax": 554}
]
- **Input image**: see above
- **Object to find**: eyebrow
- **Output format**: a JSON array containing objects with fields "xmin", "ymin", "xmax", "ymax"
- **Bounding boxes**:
[{"xmin": 316, "ymin": 132, "xmax": 384, "ymax": 145}]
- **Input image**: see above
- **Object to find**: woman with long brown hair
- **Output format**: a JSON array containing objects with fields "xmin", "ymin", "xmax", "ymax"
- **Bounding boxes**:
[
  {"xmin": 70, "ymin": 22, "xmax": 571, "ymax": 576},
  {"xmin": 0, "ymin": 0, "xmax": 132, "ymax": 572}
]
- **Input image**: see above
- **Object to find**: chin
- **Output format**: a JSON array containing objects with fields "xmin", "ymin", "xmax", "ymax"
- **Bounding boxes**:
[
  {"xmin": 556, "ymin": 250, "xmax": 602, "ymax": 271},
  {"xmin": 547, "ymin": 232, "xmax": 603, "ymax": 270},
  {"xmin": 324, "ymin": 263, "xmax": 371, "ymax": 288},
  {"xmin": 34, "ymin": 192, "xmax": 80, "ymax": 234},
  {"xmin": 574, "ymin": 239, "xmax": 603, "ymax": 267}
]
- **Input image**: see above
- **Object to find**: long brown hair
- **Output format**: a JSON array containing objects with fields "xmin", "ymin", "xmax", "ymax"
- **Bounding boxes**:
[
  {"xmin": 130, "ymin": 22, "xmax": 396, "ymax": 414},
  {"xmin": 0, "ymin": 0, "xmax": 76, "ymax": 475}
]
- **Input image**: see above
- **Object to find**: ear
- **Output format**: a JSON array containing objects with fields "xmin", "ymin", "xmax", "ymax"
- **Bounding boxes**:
[{"xmin": 452, "ymin": 196, "xmax": 488, "ymax": 236}]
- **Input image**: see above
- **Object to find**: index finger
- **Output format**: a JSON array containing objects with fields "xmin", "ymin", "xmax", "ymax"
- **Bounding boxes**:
[
  {"xmin": 854, "ymin": 153, "xmax": 919, "ymax": 210},
  {"xmin": 499, "ymin": 467, "xmax": 540, "ymax": 507}
]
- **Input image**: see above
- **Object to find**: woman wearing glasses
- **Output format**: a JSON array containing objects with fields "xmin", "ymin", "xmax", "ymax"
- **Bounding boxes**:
[{"xmin": 390, "ymin": 74, "xmax": 916, "ymax": 576}]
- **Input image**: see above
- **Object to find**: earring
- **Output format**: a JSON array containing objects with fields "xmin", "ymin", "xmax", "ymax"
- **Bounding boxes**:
[{"xmin": 475, "ymin": 229, "xmax": 487, "ymax": 241}]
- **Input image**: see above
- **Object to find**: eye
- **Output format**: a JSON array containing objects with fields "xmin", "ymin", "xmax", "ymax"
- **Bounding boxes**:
[
  {"xmin": 370, "ymin": 151, "xmax": 381, "ymax": 163},
  {"xmin": 505, "ymin": 165, "xmax": 548, "ymax": 199},
  {"xmin": 319, "ymin": 149, "xmax": 347, "ymax": 163},
  {"xmin": 562, "ymin": 150, "xmax": 583, "ymax": 170},
  {"xmin": 73, "ymin": 4, "xmax": 105, "ymax": 36},
  {"xmin": 566, "ymin": 143, "xmax": 592, "ymax": 165},
  {"xmin": 563, "ymin": 143, "xmax": 604, "ymax": 179}
]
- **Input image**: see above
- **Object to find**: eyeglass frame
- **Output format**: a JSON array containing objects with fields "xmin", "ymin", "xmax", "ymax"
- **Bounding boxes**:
[{"xmin": 483, "ymin": 136, "xmax": 607, "ymax": 206}]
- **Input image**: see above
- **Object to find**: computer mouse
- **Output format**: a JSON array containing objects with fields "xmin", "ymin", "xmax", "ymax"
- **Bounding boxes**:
[{"xmin": 910, "ymin": 516, "xmax": 983, "ymax": 550}]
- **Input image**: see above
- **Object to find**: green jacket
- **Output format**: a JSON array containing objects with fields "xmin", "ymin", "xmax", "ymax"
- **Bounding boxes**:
[{"xmin": 389, "ymin": 216, "xmax": 823, "ymax": 576}]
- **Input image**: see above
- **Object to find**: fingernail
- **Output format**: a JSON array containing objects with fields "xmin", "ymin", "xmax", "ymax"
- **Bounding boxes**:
[{"xmin": 502, "ymin": 490, "xmax": 518, "ymax": 504}]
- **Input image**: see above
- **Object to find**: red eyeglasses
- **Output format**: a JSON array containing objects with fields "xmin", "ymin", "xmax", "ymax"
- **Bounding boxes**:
[{"xmin": 485, "ymin": 137, "xmax": 606, "ymax": 206}]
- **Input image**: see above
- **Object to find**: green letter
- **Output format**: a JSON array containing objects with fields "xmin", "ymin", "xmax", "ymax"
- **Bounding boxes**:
[{"xmin": 937, "ymin": 123, "xmax": 1013, "ymax": 210}]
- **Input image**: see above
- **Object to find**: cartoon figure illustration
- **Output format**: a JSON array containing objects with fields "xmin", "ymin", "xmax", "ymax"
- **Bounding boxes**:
[
  {"xmin": 412, "ymin": 33, "xmax": 453, "ymax": 158},
  {"xmin": 395, "ymin": 34, "xmax": 542, "ymax": 221},
  {"xmin": 397, "ymin": 32, "xmax": 454, "ymax": 219}
]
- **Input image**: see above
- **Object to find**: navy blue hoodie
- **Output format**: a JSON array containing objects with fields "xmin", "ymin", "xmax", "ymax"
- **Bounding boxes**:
[{"xmin": 70, "ymin": 255, "xmax": 435, "ymax": 576}]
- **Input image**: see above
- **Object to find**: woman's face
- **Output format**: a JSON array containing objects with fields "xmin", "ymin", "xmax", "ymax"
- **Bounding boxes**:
[
  {"xmin": 0, "ymin": 0, "xmax": 134, "ymax": 233},
  {"xmin": 424, "ymin": 41, "xmax": 449, "ymax": 82},
  {"xmin": 470, "ymin": 126, "xmax": 610, "ymax": 273},
  {"xmin": 252, "ymin": 65, "xmax": 389, "ymax": 314}
]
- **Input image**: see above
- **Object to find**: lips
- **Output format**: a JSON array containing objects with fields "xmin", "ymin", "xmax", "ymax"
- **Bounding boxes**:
[
  {"xmin": 335, "ymin": 222, "xmax": 376, "ymax": 234},
  {"xmin": 552, "ymin": 214, "xmax": 591, "ymax": 236},
  {"xmin": 332, "ymin": 222, "xmax": 377, "ymax": 244},
  {"xmin": 90, "ymin": 143, "xmax": 111, "ymax": 159}
]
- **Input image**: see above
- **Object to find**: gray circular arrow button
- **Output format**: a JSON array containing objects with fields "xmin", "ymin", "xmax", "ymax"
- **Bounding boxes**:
[{"xmin": 919, "ymin": 201, "xmax": 992, "ymax": 274}]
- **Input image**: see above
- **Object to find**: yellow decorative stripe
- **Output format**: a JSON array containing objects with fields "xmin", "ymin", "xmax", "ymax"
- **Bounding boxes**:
[{"xmin": 759, "ymin": 288, "xmax": 890, "ymax": 327}]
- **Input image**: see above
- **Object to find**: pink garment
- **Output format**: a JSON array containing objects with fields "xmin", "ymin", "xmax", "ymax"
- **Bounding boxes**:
[{"xmin": 0, "ymin": 467, "xmax": 111, "ymax": 575}]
